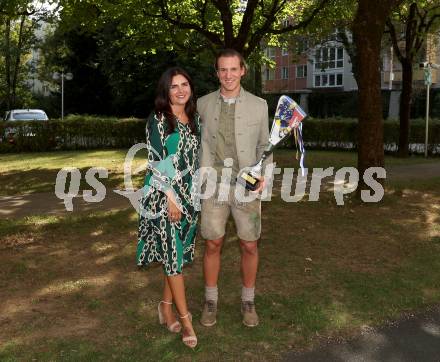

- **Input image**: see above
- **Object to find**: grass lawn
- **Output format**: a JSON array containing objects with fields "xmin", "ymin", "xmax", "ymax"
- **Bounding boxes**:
[
  {"xmin": 0, "ymin": 149, "xmax": 440, "ymax": 360},
  {"xmin": 0, "ymin": 149, "xmax": 148, "ymax": 196},
  {"xmin": 0, "ymin": 148, "xmax": 439, "ymax": 196}
]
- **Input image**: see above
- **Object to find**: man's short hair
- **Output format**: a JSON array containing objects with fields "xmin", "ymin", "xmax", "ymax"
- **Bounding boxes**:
[{"xmin": 215, "ymin": 49, "xmax": 247, "ymax": 72}]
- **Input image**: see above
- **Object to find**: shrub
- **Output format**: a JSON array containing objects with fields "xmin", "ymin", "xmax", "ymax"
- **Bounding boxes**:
[
  {"xmin": 0, "ymin": 117, "xmax": 146, "ymax": 152},
  {"xmin": 0, "ymin": 115, "xmax": 439, "ymax": 154},
  {"xmin": 281, "ymin": 117, "xmax": 440, "ymax": 155}
]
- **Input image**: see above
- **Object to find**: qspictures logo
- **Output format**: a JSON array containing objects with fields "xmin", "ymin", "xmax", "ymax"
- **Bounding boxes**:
[{"xmin": 54, "ymin": 144, "xmax": 386, "ymax": 216}]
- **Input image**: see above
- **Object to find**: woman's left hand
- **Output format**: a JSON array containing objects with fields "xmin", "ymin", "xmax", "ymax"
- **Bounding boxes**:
[{"xmin": 167, "ymin": 196, "xmax": 182, "ymax": 223}]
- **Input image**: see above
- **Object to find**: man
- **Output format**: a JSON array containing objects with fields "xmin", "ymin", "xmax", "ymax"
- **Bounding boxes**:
[{"xmin": 197, "ymin": 49, "xmax": 272, "ymax": 327}]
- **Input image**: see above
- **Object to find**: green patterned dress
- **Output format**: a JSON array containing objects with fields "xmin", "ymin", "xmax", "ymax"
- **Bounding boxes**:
[{"xmin": 136, "ymin": 112, "xmax": 200, "ymax": 276}]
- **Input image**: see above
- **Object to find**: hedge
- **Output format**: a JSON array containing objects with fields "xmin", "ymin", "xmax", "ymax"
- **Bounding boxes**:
[
  {"xmin": 0, "ymin": 117, "xmax": 146, "ymax": 153},
  {"xmin": 292, "ymin": 117, "xmax": 440, "ymax": 154},
  {"xmin": 0, "ymin": 116, "xmax": 439, "ymax": 154},
  {"xmin": 262, "ymin": 91, "xmax": 390, "ymax": 119},
  {"xmin": 263, "ymin": 90, "xmax": 440, "ymax": 120}
]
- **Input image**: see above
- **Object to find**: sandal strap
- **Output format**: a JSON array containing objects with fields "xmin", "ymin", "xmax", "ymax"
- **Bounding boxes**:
[
  {"xmin": 160, "ymin": 300, "xmax": 173, "ymax": 305},
  {"xmin": 167, "ymin": 321, "xmax": 181, "ymax": 332},
  {"xmin": 179, "ymin": 313, "xmax": 190, "ymax": 319},
  {"xmin": 182, "ymin": 335, "xmax": 197, "ymax": 343},
  {"xmin": 182, "ymin": 331, "xmax": 198, "ymax": 348}
]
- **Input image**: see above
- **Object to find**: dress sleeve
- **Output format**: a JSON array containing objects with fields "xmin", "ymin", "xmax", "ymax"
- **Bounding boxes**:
[
  {"xmin": 146, "ymin": 112, "xmax": 165, "ymax": 162},
  {"xmin": 144, "ymin": 113, "xmax": 166, "ymax": 188}
]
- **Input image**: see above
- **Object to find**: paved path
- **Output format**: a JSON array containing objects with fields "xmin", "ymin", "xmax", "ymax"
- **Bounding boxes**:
[
  {"xmin": 0, "ymin": 191, "xmax": 131, "ymax": 219},
  {"xmin": 386, "ymin": 162, "xmax": 440, "ymax": 181},
  {"xmin": 285, "ymin": 306, "xmax": 440, "ymax": 362}
]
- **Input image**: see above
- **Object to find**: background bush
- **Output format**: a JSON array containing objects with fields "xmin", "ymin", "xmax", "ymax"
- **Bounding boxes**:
[
  {"xmin": 283, "ymin": 117, "xmax": 440, "ymax": 155},
  {"xmin": 0, "ymin": 115, "xmax": 146, "ymax": 152},
  {"xmin": 0, "ymin": 115, "xmax": 439, "ymax": 154},
  {"xmin": 262, "ymin": 89, "xmax": 440, "ymax": 120}
]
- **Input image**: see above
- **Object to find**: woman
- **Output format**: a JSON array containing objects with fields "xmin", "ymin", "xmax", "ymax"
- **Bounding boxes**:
[{"xmin": 136, "ymin": 67, "xmax": 200, "ymax": 348}]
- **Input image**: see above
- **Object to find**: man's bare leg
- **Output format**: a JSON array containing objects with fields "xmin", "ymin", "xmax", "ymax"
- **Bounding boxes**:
[
  {"xmin": 201, "ymin": 237, "xmax": 224, "ymax": 326},
  {"xmin": 239, "ymin": 239, "xmax": 258, "ymax": 288},
  {"xmin": 203, "ymin": 237, "xmax": 224, "ymax": 287},
  {"xmin": 239, "ymin": 239, "xmax": 259, "ymax": 327}
]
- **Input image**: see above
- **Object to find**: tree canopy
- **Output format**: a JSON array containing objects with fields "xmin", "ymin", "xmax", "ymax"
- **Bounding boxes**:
[
  {"xmin": 0, "ymin": 0, "xmax": 56, "ymax": 110},
  {"xmin": 58, "ymin": 0, "xmax": 332, "ymax": 59}
]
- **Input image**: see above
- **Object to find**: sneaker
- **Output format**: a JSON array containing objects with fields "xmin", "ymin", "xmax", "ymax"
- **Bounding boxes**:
[
  {"xmin": 241, "ymin": 301, "xmax": 259, "ymax": 327},
  {"xmin": 200, "ymin": 300, "xmax": 217, "ymax": 327}
]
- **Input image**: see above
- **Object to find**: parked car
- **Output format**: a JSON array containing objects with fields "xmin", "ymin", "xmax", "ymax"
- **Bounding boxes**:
[
  {"xmin": 4, "ymin": 109, "xmax": 49, "ymax": 121},
  {"xmin": 2, "ymin": 109, "xmax": 49, "ymax": 143}
]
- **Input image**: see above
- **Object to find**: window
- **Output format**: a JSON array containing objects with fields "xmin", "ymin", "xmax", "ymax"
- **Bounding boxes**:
[
  {"xmin": 265, "ymin": 47, "xmax": 276, "ymax": 59},
  {"xmin": 265, "ymin": 68, "xmax": 275, "ymax": 81},
  {"xmin": 337, "ymin": 48, "xmax": 343, "ymax": 67},
  {"xmin": 281, "ymin": 67, "xmax": 289, "ymax": 79},
  {"xmin": 314, "ymin": 73, "xmax": 343, "ymax": 87},
  {"xmin": 315, "ymin": 46, "xmax": 344, "ymax": 71},
  {"xmin": 283, "ymin": 19, "xmax": 290, "ymax": 28},
  {"xmin": 337, "ymin": 73, "xmax": 343, "ymax": 85},
  {"xmin": 282, "ymin": 48, "xmax": 289, "ymax": 56},
  {"xmin": 329, "ymin": 48, "xmax": 335, "ymax": 68},
  {"xmin": 296, "ymin": 65, "xmax": 307, "ymax": 78},
  {"xmin": 329, "ymin": 74, "xmax": 335, "ymax": 86},
  {"xmin": 315, "ymin": 75, "xmax": 321, "ymax": 87}
]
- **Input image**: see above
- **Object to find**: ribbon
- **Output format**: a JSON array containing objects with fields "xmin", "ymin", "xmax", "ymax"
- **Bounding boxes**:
[{"xmin": 293, "ymin": 123, "xmax": 306, "ymax": 177}]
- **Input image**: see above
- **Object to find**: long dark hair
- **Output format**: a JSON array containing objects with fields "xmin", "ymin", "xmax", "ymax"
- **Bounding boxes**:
[{"xmin": 154, "ymin": 67, "xmax": 197, "ymax": 134}]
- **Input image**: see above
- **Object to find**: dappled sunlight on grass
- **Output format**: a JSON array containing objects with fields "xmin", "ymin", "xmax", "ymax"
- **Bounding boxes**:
[
  {"xmin": 424, "ymin": 204, "xmax": 440, "ymax": 239},
  {"xmin": 0, "ymin": 149, "xmax": 148, "ymax": 172},
  {"xmin": 0, "ymin": 215, "xmax": 61, "ymax": 237},
  {"xmin": 36, "ymin": 274, "xmax": 117, "ymax": 297},
  {"xmin": 91, "ymin": 241, "xmax": 114, "ymax": 252},
  {"xmin": 90, "ymin": 230, "xmax": 105, "ymax": 237},
  {"xmin": 0, "ymin": 149, "xmax": 147, "ymax": 196},
  {"xmin": 327, "ymin": 306, "xmax": 356, "ymax": 330}
]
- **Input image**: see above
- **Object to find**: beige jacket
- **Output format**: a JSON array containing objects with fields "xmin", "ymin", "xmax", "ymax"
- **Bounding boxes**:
[{"xmin": 197, "ymin": 87, "xmax": 272, "ymax": 172}]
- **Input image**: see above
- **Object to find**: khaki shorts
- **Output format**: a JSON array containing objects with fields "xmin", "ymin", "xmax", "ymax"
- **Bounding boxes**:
[{"xmin": 200, "ymin": 185, "xmax": 261, "ymax": 241}]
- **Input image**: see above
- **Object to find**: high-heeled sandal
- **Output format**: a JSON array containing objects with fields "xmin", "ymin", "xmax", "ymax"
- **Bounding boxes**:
[
  {"xmin": 158, "ymin": 301, "xmax": 181, "ymax": 333},
  {"xmin": 180, "ymin": 313, "xmax": 197, "ymax": 349}
]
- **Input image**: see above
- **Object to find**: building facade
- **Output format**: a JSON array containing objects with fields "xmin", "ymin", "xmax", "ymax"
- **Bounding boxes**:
[
  {"xmin": 263, "ymin": 33, "xmax": 440, "ymax": 95},
  {"xmin": 27, "ymin": 21, "xmax": 51, "ymax": 97},
  {"xmin": 262, "ymin": 36, "xmax": 358, "ymax": 94}
]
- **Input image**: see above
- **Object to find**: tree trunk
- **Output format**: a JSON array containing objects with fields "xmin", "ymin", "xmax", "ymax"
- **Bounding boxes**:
[
  {"xmin": 352, "ymin": 0, "xmax": 401, "ymax": 191},
  {"xmin": 253, "ymin": 65, "xmax": 262, "ymax": 97},
  {"xmin": 4, "ymin": 17, "xmax": 11, "ymax": 109},
  {"xmin": 338, "ymin": 29, "xmax": 360, "ymax": 86},
  {"xmin": 11, "ymin": 15, "xmax": 26, "ymax": 108},
  {"xmin": 398, "ymin": 60, "xmax": 413, "ymax": 157},
  {"xmin": 253, "ymin": 44, "xmax": 262, "ymax": 97}
]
